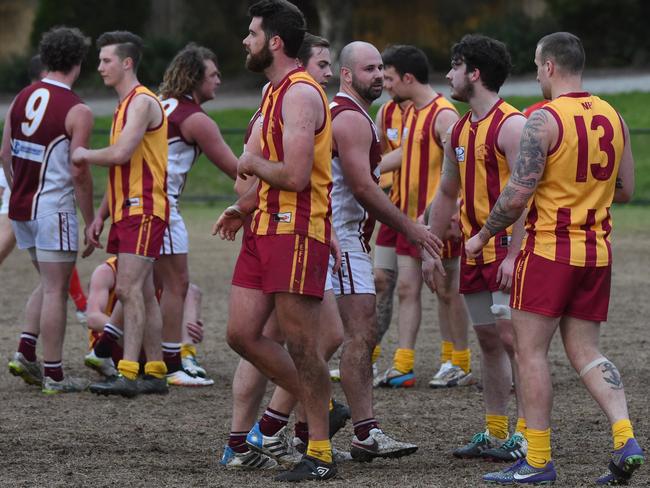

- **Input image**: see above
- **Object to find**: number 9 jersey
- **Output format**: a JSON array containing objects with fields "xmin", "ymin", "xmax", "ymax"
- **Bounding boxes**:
[
  {"xmin": 524, "ymin": 93, "xmax": 625, "ymax": 267},
  {"xmin": 8, "ymin": 79, "xmax": 84, "ymax": 221}
]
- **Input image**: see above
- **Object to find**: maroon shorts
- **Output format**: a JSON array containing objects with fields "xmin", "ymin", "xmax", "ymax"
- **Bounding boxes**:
[
  {"xmin": 107, "ymin": 215, "xmax": 167, "ymax": 259},
  {"xmin": 510, "ymin": 250, "xmax": 611, "ymax": 321},
  {"xmin": 232, "ymin": 232, "xmax": 329, "ymax": 299},
  {"xmin": 396, "ymin": 233, "xmax": 462, "ymax": 260},
  {"xmin": 460, "ymin": 259, "xmax": 503, "ymax": 294},
  {"xmin": 375, "ymin": 223, "xmax": 398, "ymax": 248}
]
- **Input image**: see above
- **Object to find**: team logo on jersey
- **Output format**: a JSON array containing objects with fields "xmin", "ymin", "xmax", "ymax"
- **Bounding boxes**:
[
  {"xmin": 125, "ymin": 197, "xmax": 141, "ymax": 208},
  {"xmin": 455, "ymin": 146, "xmax": 466, "ymax": 162},
  {"xmin": 386, "ymin": 128, "xmax": 399, "ymax": 141},
  {"xmin": 11, "ymin": 139, "xmax": 46, "ymax": 163},
  {"xmin": 272, "ymin": 212, "xmax": 292, "ymax": 223},
  {"xmin": 402, "ymin": 127, "xmax": 409, "ymax": 139}
]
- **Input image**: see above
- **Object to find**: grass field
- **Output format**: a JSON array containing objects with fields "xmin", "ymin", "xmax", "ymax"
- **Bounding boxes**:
[{"xmin": 82, "ymin": 91, "xmax": 650, "ymax": 203}]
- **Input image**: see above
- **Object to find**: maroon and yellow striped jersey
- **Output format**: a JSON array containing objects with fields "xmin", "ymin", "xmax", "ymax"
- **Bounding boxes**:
[
  {"xmin": 524, "ymin": 92, "xmax": 625, "ymax": 267},
  {"xmin": 251, "ymin": 68, "xmax": 332, "ymax": 244},
  {"xmin": 451, "ymin": 99, "xmax": 524, "ymax": 265},
  {"xmin": 400, "ymin": 94, "xmax": 458, "ymax": 221},
  {"xmin": 88, "ymin": 256, "xmax": 118, "ymax": 348},
  {"xmin": 378, "ymin": 100, "xmax": 408, "ymax": 205},
  {"xmin": 108, "ymin": 85, "xmax": 169, "ymax": 223}
]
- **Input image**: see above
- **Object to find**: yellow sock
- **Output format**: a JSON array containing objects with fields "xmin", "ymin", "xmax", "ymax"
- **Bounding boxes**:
[
  {"xmin": 486, "ymin": 414, "xmax": 509, "ymax": 440},
  {"xmin": 452, "ymin": 348, "xmax": 471, "ymax": 373},
  {"xmin": 371, "ymin": 345, "xmax": 381, "ymax": 364},
  {"xmin": 612, "ymin": 418, "xmax": 634, "ymax": 450},
  {"xmin": 440, "ymin": 341, "xmax": 453, "ymax": 363},
  {"xmin": 144, "ymin": 360, "xmax": 168, "ymax": 379},
  {"xmin": 306, "ymin": 439, "xmax": 332, "ymax": 463},
  {"xmin": 526, "ymin": 428, "xmax": 552, "ymax": 468},
  {"xmin": 393, "ymin": 348, "xmax": 415, "ymax": 374},
  {"xmin": 180, "ymin": 343, "xmax": 197, "ymax": 358},
  {"xmin": 516, "ymin": 417, "xmax": 527, "ymax": 436},
  {"xmin": 117, "ymin": 359, "xmax": 139, "ymax": 380},
  {"xmin": 328, "ymin": 398, "xmax": 334, "ymax": 412}
]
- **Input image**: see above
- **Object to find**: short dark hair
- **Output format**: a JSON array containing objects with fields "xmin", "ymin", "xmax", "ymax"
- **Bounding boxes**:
[
  {"xmin": 296, "ymin": 33, "xmax": 330, "ymax": 67},
  {"xmin": 382, "ymin": 45, "xmax": 429, "ymax": 84},
  {"xmin": 38, "ymin": 26, "xmax": 90, "ymax": 74},
  {"xmin": 248, "ymin": 0, "xmax": 306, "ymax": 59},
  {"xmin": 451, "ymin": 34, "xmax": 512, "ymax": 93},
  {"xmin": 537, "ymin": 32, "xmax": 585, "ymax": 75},
  {"xmin": 160, "ymin": 43, "xmax": 219, "ymax": 99},
  {"xmin": 28, "ymin": 55, "xmax": 44, "ymax": 82},
  {"xmin": 96, "ymin": 30, "xmax": 144, "ymax": 71}
]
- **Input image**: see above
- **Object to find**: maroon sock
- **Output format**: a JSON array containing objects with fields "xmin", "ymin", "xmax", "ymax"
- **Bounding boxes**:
[
  {"xmin": 18, "ymin": 332, "xmax": 38, "ymax": 362},
  {"xmin": 162, "ymin": 343, "xmax": 182, "ymax": 373},
  {"xmin": 43, "ymin": 361, "xmax": 63, "ymax": 382},
  {"xmin": 353, "ymin": 418, "xmax": 379, "ymax": 441},
  {"xmin": 259, "ymin": 408, "xmax": 289, "ymax": 436},
  {"xmin": 94, "ymin": 324, "xmax": 122, "ymax": 358},
  {"xmin": 294, "ymin": 421, "xmax": 309, "ymax": 445},
  {"xmin": 228, "ymin": 431, "xmax": 249, "ymax": 454}
]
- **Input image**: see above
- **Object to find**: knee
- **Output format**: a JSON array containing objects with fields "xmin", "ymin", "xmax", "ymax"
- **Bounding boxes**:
[
  {"xmin": 475, "ymin": 326, "xmax": 502, "ymax": 355},
  {"xmin": 397, "ymin": 280, "xmax": 418, "ymax": 301},
  {"xmin": 226, "ymin": 328, "xmax": 247, "ymax": 355},
  {"xmin": 374, "ymin": 269, "xmax": 394, "ymax": 295}
]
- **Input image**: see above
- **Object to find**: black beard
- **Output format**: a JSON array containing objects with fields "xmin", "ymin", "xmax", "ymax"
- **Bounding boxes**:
[
  {"xmin": 352, "ymin": 77, "xmax": 383, "ymax": 104},
  {"xmin": 392, "ymin": 95, "xmax": 407, "ymax": 104},
  {"xmin": 246, "ymin": 43, "xmax": 273, "ymax": 73},
  {"xmin": 451, "ymin": 80, "xmax": 473, "ymax": 102}
]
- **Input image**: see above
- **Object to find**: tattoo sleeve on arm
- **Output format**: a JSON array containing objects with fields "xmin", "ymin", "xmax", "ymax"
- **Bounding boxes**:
[{"xmin": 483, "ymin": 110, "xmax": 550, "ymax": 236}]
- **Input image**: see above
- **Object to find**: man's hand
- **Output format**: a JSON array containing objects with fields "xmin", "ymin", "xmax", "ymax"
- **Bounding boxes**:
[
  {"xmin": 212, "ymin": 205, "xmax": 246, "ymax": 240},
  {"xmin": 329, "ymin": 232, "xmax": 341, "ymax": 274},
  {"xmin": 406, "ymin": 222, "xmax": 443, "ymax": 260},
  {"xmin": 186, "ymin": 319, "xmax": 204, "ymax": 344},
  {"xmin": 465, "ymin": 230, "xmax": 490, "ymax": 259},
  {"xmin": 421, "ymin": 254, "xmax": 446, "ymax": 293},
  {"xmin": 87, "ymin": 216, "xmax": 104, "ymax": 248},
  {"xmin": 496, "ymin": 254, "xmax": 516, "ymax": 292},
  {"xmin": 71, "ymin": 147, "xmax": 89, "ymax": 166},
  {"xmin": 237, "ymin": 152, "xmax": 256, "ymax": 180}
]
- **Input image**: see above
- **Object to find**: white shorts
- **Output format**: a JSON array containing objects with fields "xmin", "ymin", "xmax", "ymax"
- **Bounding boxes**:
[
  {"xmin": 329, "ymin": 251, "xmax": 375, "ymax": 296},
  {"xmin": 464, "ymin": 290, "xmax": 512, "ymax": 326},
  {"xmin": 0, "ymin": 172, "xmax": 9, "ymax": 215},
  {"xmin": 324, "ymin": 268, "xmax": 333, "ymax": 292},
  {"xmin": 160, "ymin": 206, "xmax": 188, "ymax": 255},
  {"xmin": 12, "ymin": 212, "xmax": 78, "ymax": 253}
]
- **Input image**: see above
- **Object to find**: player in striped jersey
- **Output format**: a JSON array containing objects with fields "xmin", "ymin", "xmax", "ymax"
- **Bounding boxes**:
[
  {"xmin": 467, "ymin": 33, "xmax": 642, "ymax": 485},
  {"xmin": 2, "ymin": 27, "xmax": 95, "ymax": 394},
  {"xmin": 423, "ymin": 34, "xmax": 528, "ymax": 462},
  {"xmin": 374, "ymin": 45, "xmax": 472, "ymax": 390},
  {"xmin": 72, "ymin": 31, "xmax": 169, "ymax": 397},
  {"xmin": 215, "ymin": 1, "xmax": 336, "ymax": 480},
  {"xmin": 155, "ymin": 44, "xmax": 237, "ymax": 386}
]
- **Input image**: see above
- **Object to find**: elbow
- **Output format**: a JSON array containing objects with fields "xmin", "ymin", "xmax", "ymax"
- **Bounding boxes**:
[{"xmin": 286, "ymin": 175, "xmax": 310, "ymax": 192}]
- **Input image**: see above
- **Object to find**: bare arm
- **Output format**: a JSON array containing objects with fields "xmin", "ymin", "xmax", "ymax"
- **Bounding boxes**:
[
  {"xmin": 182, "ymin": 112, "xmax": 237, "ymax": 180},
  {"xmin": 86, "ymin": 264, "xmax": 115, "ymax": 332},
  {"xmin": 72, "ymin": 94, "xmax": 162, "ymax": 167},
  {"xmin": 434, "ymin": 109, "xmax": 459, "ymax": 147},
  {"xmin": 378, "ymin": 146, "xmax": 402, "ymax": 174},
  {"xmin": 466, "ymin": 109, "xmax": 556, "ymax": 256},
  {"xmin": 1, "ymin": 101, "xmax": 15, "ymax": 187},
  {"xmin": 374, "ymin": 104, "xmax": 389, "ymax": 153},
  {"xmin": 234, "ymin": 112, "xmax": 262, "ymax": 196},
  {"xmin": 427, "ymin": 133, "xmax": 462, "ymax": 240},
  {"xmin": 238, "ymin": 83, "xmax": 322, "ymax": 192},
  {"xmin": 614, "ymin": 117, "xmax": 635, "ymax": 203},
  {"xmin": 67, "ymin": 104, "xmax": 95, "ymax": 228}
]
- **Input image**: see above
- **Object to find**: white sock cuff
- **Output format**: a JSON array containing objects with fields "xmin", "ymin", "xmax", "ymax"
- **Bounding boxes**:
[
  {"xmin": 104, "ymin": 323, "xmax": 123, "ymax": 337},
  {"xmin": 579, "ymin": 356, "xmax": 608, "ymax": 378},
  {"xmin": 162, "ymin": 342, "xmax": 182, "ymax": 353}
]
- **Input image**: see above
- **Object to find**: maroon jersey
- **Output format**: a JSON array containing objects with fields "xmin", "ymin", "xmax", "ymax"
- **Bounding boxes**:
[
  {"xmin": 160, "ymin": 95, "xmax": 204, "ymax": 206},
  {"xmin": 329, "ymin": 92, "xmax": 382, "ymax": 252},
  {"xmin": 9, "ymin": 79, "xmax": 84, "ymax": 220}
]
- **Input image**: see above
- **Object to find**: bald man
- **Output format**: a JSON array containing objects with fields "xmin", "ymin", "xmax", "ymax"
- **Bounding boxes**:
[{"xmin": 328, "ymin": 41, "xmax": 442, "ymax": 461}]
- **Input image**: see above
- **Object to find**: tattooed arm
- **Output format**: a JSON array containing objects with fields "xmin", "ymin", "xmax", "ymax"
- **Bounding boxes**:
[
  {"xmin": 465, "ymin": 109, "xmax": 557, "ymax": 258},
  {"xmin": 614, "ymin": 116, "xmax": 635, "ymax": 203}
]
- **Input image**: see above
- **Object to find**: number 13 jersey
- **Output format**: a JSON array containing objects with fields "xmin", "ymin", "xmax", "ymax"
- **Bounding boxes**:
[
  {"xmin": 8, "ymin": 78, "xmax": 84, "ymax": 221},
  {"xmin": 525, "ymin": 93, "xmax": 625, "ymax": 267}
]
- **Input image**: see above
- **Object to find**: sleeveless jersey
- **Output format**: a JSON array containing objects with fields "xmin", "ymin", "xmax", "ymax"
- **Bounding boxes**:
[
  {"xmin": 524, "ymin": 92, "xmax": 625, "ymax": 267},
  {"xmin": 400, "ymin": 94, "xmax": 458, "ymax": 221},
  {"xmin": 329, "ymin": 93, "xmax": 382, "ymax": 253},
  {"xmin": 251, "ymin": 68, "xmax": 332, "ymax": 245},
  {"xmin": 378, "ymin": 100, "xmax": 406, "ymax": 204},
  {"xmin": 160, "ymin": 95, "xmax": 203, "ymax": 208},
  {"xmin": 451, "ymin": 99, "xmax": 525, "ymax": 265},
  {"xmin": 8, "ymin": 79, "xmax": 84, "ymax": 220},
  {"xmin": 108, "ymin": 85, "xmax": 169, "ymax": 223},
  {"xmin": 89, "ymin": 256, "xmax": 118, "ymax": 349}
]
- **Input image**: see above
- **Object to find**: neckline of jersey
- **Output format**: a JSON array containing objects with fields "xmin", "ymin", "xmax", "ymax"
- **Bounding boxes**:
[
  {"xmin": 41, "ymin": 78, "xmax": 71, "ymax": 90},
  {"xmin": 470, "ymin": 98, "xmax": 505, "ymax": 126}
]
